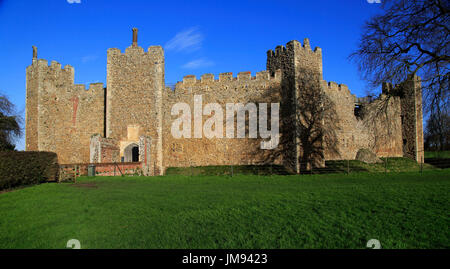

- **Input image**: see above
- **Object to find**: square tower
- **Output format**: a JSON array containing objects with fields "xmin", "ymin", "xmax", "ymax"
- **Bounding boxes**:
[
  {"xmin": 106, "ymin": 29, "xmax": 165, "ymax": 174},
  {"xmin": 266, "ymin": 39, "xmax": 324, "ymax": 173}
]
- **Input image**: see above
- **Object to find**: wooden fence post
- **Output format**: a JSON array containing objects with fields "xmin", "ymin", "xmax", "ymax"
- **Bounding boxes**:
[
  {"xmin": 420, "ymin": 156, "xmax": 423, "ymax": 174},
  {"xmin": 74, "ymin": 165, "xmax": 78, "ymax": 183}
]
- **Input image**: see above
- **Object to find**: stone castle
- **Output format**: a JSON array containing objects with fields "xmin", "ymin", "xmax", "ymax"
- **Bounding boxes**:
[{"xmin": 25, "ymin": 28, "xmax": 424, "ymax": 175}]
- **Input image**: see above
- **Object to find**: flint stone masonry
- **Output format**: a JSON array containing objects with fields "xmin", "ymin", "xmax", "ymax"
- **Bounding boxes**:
[
  {"xmin": 322, "ymin": 81, "xmax": 404, "ymax": 160},
  {"xmin": 163, "ymin": 71, "xmax": 282, "ymax": 168},
  {"xmin": 106, "ymin": 45, "xmax": 164, "ymax": 174},
  {"xmin": 385, "ymin": 75, "xmax": 425, "ymax": 162},
  {"xmin": 26, "ymin": 59, "xmax": 104, "ymax": 164},
  {"xmin": 90, "ymin": 134, "xmax": 119, "ymax": 163},
  {"xmin": 25, "ymin": 30, "xmax": 425, "ymax": 175}
]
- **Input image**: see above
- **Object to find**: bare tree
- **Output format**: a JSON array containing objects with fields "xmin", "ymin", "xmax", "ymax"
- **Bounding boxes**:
[
  {"xmin": 295, "ymin": 69, "xmax": 339, "ymax": 170},
  {"xmin": 350, "ymin": 0, "xmax": 449, "ymax": 149},
  {"xmin": 0, "ymin": 94, "xmax": 22, "ymax": 151},
  {"xmin": 425, "ymin": 112, "xmax": 450, "ymax": 150},
  {"xmin": 246, "ymin": 69, "xmax": 339, "ymax": 173}
]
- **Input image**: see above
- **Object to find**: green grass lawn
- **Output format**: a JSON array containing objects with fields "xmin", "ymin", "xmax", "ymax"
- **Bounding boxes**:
[
  {"xmin": 0, "ymin": 170, "xmax": 449, "ymax": 249},
  {"xmin": 425, "ymin": 151, "xmax": 450, "ymax": 159},
  {"xmin": 166, "ymin": 157, "xmax": 438, "ymax": 176}
]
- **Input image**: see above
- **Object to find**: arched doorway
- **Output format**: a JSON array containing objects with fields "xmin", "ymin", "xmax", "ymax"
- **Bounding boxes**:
[
  {"xmin": 132, "ymin": 146, "xmax": 139, "ymax": 162},
  {"xmin": 124, "ymin": 143, "xmax": 139, "ymax": 162}
]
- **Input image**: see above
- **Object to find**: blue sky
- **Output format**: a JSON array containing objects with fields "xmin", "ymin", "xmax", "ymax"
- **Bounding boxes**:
[{"xmin": 0, "ymin": 0, "xmax": 383, "ymax": 150}]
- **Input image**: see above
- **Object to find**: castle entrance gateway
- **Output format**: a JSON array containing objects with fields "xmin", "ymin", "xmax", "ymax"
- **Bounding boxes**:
[
  {"xmin": 89, "ymin": 134, "xmax": 153, "ymax": 175},
  {"xmin": 124, "ymin": 143, "xmax": 139, "ymax": 162}
]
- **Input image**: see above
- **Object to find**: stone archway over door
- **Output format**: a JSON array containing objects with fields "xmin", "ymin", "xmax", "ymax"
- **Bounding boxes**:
[{"xmin": 124, "ymin": 143, "xmax": 139, "ymax": 162}]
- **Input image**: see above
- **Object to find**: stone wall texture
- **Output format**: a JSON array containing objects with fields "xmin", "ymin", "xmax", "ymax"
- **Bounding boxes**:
[
  {"xmin": 26, "ymin": 59, "xmax": 104, "ymax": 164},
  {"xmin": 322, "ymin": 81, "xmax": 404, "ymax": 160},
  {"xmin": 162, "ymin": 70, "xmax": 283, "ymax": 169},
  {"xmin": 25, "ymin": 33, "xmax": 425, "ymax": 175}
]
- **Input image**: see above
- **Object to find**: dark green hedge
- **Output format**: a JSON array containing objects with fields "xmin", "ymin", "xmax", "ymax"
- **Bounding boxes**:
[{"xmin": 0, "ymin": 151, "xmax": 59, "ymax": 190}]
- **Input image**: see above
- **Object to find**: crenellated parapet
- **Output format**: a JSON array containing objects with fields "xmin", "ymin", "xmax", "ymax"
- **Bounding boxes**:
[
  {"xmin": 27, "ymin": 59, "xmax": 75, "ymax": 85},
  {"xmin": 174, "ymin": 70, "xmax": 282, "ymax": 90},
  {"xmin": 267, "ymin": 38, "xmax": 323, "ymax": 79},
  {"xmin": 28, "ymin": 58, "xmax": 105, "ymax": 98},
  {"xmin": 321, "ymin": 80, "xmax": 378, "ymax": 106},
  {"xmin": 107, "ymin": 45, "xmax": 164, "ymax": 62},
  {"xmin": 321, "ymin": 80, "xmax": 350, "ymax": 93},
  {"xmin": 163, "ymin": 69, "xmax": 283, "ymax": 118},
  {"xmin": 107, "ymin": 27, "xmax": 163, "ymax": 61},
  {"xmin": 267, "ymin": 38, "xmax": 322, "ymax": 59},
  {"xmin": 72, "ymin": 82, "xmax": 104, "ymax": 92}
]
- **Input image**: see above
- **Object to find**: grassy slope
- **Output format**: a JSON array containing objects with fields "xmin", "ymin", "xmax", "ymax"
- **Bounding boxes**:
[{"xmin": 0, "ymin": 170, "xmax": 448, "ymax": 249}]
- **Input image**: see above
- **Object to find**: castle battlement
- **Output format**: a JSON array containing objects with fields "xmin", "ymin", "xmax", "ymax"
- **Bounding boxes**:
[
  {"xmin": 28, "ymin": 58, "xmax": 75, "ymax": 82},
  {"xmin": 107, "ymin": 45, "xmax": 164, "ymax": 58},
  {"xmin": 178, "ymin": 70, "xmax": 282, "ymax": 86},
  {"xmin": 36, "ymin": 58, "xmax": 48, "ymax": 67},
  {"xmin": 266, "ymin": 38, "xmax": 323, "ymax": 79},
  {"xmin": 322, "ymin": 80, "xmax": 350, "ymax": 93},
  {"xmin": 267, "ymin": 39, "xmax": 322, "ymax": 58},
  {"xmin": 32, "ymin": 59, "xmax": 74, "ymax": 72},
  {"xmin": 29, "ymin": 56, "xmax": 103, "ymax": 95},
  {"xmin": 50, "ymin": 60, "xmax": 61, "ymax": 69},
  {"xmin": 72, "ymin": 83, "xmax": 104, "ymax": 93}
]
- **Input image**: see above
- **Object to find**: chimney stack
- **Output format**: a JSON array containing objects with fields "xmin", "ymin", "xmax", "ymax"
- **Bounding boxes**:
[
  {"xmin": 132, "ymin": 28, "xmax": 138, "ymax": 47},
  {"xmin": 32, "ymin": 46, "xmax": 37, "ymax": 63}
]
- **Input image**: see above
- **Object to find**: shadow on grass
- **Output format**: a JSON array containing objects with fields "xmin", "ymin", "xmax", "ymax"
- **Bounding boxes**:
[
  {"xmin": 165, "ymin": 157, "xmax": 445, "ymax": 176},
  {"xmin": 424, "ymin": 158, "xmax": 450, "ymax": 169},
  {"xmin": 166, "ymin": 165, "xmax": 292, "ymax": 176},
  {"xmin": 301, "ymin": 160, "xmax": 370, "ymax": 175}
]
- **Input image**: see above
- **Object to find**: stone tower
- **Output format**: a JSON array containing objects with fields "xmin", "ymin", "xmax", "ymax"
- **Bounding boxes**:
[
  {"xmin": 106, "ymin": 28, "xmax": 165, "ymax": 174},
  {"xmin": 25, "ymin": 47, "xmax": 105, "ymax": 164},
  {"xmin": 266, "ymin": 39, "xmax": 324, "ymax": 173},
  {"xmin": 382, "ymin": 74, "xmax": 424, "ymax": 163}
]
